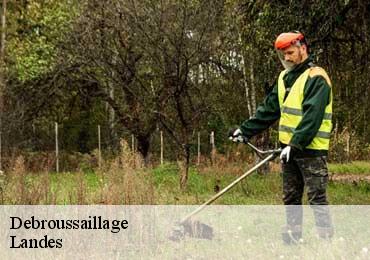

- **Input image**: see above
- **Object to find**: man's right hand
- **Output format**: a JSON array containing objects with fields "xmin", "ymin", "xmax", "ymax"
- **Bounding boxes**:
[{"xmin": 228, "ymin": 128, "xmax": 247, "ymax": 143}]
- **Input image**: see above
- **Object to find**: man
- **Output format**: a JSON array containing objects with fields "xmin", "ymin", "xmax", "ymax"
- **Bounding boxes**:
[{"xmin": 230, "ymin": 31, "xmax": 333, "ymax": 244}]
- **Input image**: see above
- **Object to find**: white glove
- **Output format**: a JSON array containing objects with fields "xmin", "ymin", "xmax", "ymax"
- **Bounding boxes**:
[
  {"xmin": 280, "ymin": 146, "xmax": 292, "ymax": 163},
  {"xmin": 229, "ymin": 128, "xmax": 245, "ymax": 143}
]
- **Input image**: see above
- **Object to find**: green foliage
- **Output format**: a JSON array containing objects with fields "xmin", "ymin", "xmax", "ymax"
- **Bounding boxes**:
[
  {"xmin": 10, "ymin": 38, "xmax": 55, "ymax": 81},
  {"xmin": 7, "ymin": 0, "xmax": 78, "ymax": 81}
]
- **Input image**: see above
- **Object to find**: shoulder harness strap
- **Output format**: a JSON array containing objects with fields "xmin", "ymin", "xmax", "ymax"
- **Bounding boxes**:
[{"xmin": 309, "ymin": 67, "xmax": 332, "ymax": 87}]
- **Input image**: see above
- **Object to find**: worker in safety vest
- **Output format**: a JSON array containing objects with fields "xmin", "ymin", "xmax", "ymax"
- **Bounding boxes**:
[{"xmin": 229, "ymin": 31, "xmax": 334, "ymax": 244}]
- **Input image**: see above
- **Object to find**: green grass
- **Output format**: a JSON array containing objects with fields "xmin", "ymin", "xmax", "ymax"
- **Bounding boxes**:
[
  {"xmin": 328, "ymin": 181, "xmax": 370, "ymax": 204},
  {"xmin": 1, "ymin": 161, "xmax": 370, "ymax": 205},
  {"xmin": 150, "ymin": 162, "xmax": 370, "ymax": 205},
  {"xmin": 328, "ymin": 161, "xmax": 370, "ymax": 175}
]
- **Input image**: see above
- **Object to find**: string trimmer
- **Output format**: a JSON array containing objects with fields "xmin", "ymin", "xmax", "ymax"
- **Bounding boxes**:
[{"xmin": 169, "ymin": 142, "xmax": 281, "ymax": 241}]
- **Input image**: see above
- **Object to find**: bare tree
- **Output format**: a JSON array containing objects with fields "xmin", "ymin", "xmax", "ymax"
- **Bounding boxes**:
[
  {"xmin": 53, "ymin": 0, "xmax": 162, "ymax": 163},
  {"xmin": 125, "ymin": 0, "xmax": 223, "ymax": 188},
  {"xmin": 0, "ymin": 0, "xmax": 6, "ymax": 170}
]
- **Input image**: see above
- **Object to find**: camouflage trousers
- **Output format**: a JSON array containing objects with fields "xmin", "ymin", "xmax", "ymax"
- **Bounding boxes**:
[{"xmin": 281, "ymin": 156, "xmax": 333, "ymax": 240}]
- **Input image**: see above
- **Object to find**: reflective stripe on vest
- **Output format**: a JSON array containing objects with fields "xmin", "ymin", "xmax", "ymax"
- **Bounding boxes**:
[{"xmin": 277, "ymin": 67, "xmax": 333, "ymax": 150}]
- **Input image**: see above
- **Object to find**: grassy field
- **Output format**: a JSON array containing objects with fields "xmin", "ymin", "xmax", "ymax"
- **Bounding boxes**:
[
  {"xmin": 328, "ymin": 161, "xmax": 370, "ymax": 175},
  {"xmin": 1, "ymin": 156, "xmax": 369, "ymax": 205},
  {"xmin": 2, "ymin": 155, "xmax": 368, "ymax": 259}
]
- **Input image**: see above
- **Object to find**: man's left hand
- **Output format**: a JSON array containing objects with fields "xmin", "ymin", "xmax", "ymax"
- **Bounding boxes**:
[{"xmin": 228, "ymin": 128, "xmax": 247, "ymax": 143}]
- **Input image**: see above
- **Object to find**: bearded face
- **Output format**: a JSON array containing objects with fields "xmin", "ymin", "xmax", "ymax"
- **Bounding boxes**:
[{"xmin": 277, "ymin": 44, "xmax": 308, "ymax": 71}]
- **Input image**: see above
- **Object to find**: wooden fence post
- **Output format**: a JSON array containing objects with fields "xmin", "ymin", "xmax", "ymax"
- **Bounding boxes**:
[
  {"xmin": 98, "ymin": 125, "xmax": 101, "ymax": 168},
  {"xmin": 55, "ymin": 122, "xmax": 59, "ymax": 173},
  {"xmin": 197, "ymin": 132, "xmax": 200, "ymax": 165},
  {"xmin": 0, "ymin": 131, "xmax": 2, "ymax": 171},
  {"xmin": 210, "ymin": 131, "xmax": 215, "ymax": 164},
  {"xmin": 346, "ymin": 132, "xmax": 350, "ymax": 162},
  {"xmin": 160, "ymin": 131, "xmax": 163, "ymax": 165}
]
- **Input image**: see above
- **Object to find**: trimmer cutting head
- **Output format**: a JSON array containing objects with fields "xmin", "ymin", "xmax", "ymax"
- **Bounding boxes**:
[{"xmin": 169, "ymin": 219, "xmax": 214, "ymax": 242}]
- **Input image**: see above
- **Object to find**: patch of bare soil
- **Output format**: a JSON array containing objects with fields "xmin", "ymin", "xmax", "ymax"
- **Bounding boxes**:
[{"xmin": 329, "ymin": 173, "xmax": 370, "ymax": 182}]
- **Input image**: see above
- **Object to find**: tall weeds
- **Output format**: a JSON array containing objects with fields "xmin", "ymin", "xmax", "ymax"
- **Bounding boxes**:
[
  {"xmin": 96, "ymin": 139, "xmax": 155, "ymax": 205},
  {"xmin": 1, "ymin": 139, "xmax": 156, "ymax": 205},
  {"xmin": 4, "ymin": 156, "xmax": 50, "ymax": 204}
]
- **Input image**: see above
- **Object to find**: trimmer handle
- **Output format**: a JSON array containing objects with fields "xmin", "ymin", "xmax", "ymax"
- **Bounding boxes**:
[{"xmin": 245, "ymin": 141, "xmax": 281, "ymax": 158}]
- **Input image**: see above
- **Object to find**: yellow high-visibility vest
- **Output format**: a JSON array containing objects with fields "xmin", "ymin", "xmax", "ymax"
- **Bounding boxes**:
[{"xmin": 277, "ymin": 67, "xmax": 333, "ymax": 150}]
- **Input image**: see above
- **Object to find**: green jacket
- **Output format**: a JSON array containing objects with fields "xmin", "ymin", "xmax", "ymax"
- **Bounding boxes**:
[{"xmin": 240, "ymin": 55, "xmax": 332, "ymax": 157}]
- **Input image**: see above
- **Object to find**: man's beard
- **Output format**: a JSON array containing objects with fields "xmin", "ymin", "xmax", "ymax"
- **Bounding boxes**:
[
  {"xmin": 282, "ymin": 50, "xmax": 303, "ymax": 71},
  {"xmin": 281, "ymin": 60, "xmax": 296, "ymax": 71}
]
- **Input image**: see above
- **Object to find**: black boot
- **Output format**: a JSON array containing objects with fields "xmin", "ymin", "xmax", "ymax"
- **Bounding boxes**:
[
  {"xmin": 317, "ymin": 226, "xmax": 334, "ymax": 240},
  {"xmin": 281, "ymin": 225, "xmax": 302, "ymax": 245}
]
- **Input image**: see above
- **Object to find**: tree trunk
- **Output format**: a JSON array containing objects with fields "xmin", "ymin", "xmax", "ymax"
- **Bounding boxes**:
[
  {"xmin": 239, "ymin": 34, "xmax": 252, "ymax": 118},
  {"xmin": 0, "ymin": 0, "xmax": 7, "ymax": 112},
  {"xmin": 109, "ymin": 84, "xmax": 115, "ymax": 133},
  {"xmin": 0, "ymin": 0, "xmax": 5, "ymax": 60},
  {"xmin": 179, "ymin": 144, "xmax": 190, "ymax": 190},
  {"xmin": 0, "ymin": 0, "xmax": 7, "ymax": 171},
  {"xmin": 136, "ymin": 134, "xmax": 151, "ymax": 166},
  {"xmin": 249, "ymin": 57, "xmax": 257, "ymax": 115},
  {"xmin": 108, "ymin": 55, "xmax": 117, "ymax": 148}
]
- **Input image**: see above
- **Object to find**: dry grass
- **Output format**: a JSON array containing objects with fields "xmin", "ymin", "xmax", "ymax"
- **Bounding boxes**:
[
  {"xmin": 1, "ymin": 140, "xmax": 369, "ymax": 205},
  {"xmin": 96, "ymin": 140, "xmax": 155, "ymax": 205},
  {"xmin": 1, "ymin": 140, "xmax": 156, "ymax": 205},
  {"xmin": 4, "ymin": 156, "xmax": 50, "ymax": 204}
]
